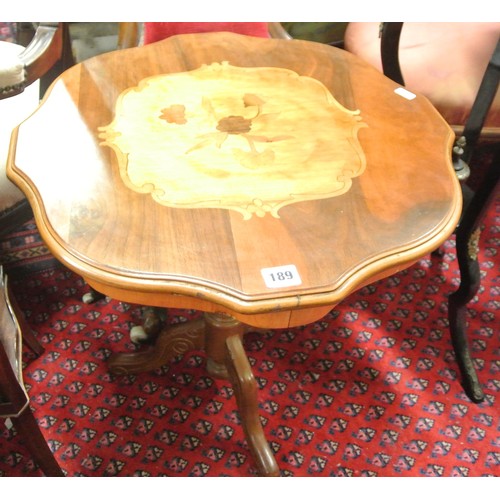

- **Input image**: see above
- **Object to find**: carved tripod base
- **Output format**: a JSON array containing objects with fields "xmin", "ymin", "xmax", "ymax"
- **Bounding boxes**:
[{"xmin": 108, "ymin": 312, "xmax": 279, "ymax": 477}]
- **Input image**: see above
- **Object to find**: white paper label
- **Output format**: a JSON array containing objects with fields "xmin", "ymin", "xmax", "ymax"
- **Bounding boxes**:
[
  {"xmin": 261, "ymin": 264, "xmax": 302, "ymax": 288},
  {"xmin": 394, "ymin": 87, "xmax": 416, "ymax": 100}
]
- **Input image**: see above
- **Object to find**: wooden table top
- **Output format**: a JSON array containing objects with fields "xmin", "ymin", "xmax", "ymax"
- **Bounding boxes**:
[{"xmin": 7, "ymin": 32, "xmax": 462, "ymax": 328}]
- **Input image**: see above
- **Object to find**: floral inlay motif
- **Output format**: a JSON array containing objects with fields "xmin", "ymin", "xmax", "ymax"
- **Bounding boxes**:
[{"xmin": 99, "ymin": 62, "xmax": 367, "ymax": 219}]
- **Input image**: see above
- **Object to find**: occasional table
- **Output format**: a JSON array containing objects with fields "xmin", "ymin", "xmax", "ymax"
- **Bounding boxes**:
[{"xmin": 7, "ymin": 32, "xmax": 462, "ymax": 476}]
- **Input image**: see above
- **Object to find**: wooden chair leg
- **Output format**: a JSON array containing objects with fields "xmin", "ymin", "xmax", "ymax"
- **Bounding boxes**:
[
  {"xmin": 19, "ymin": 327, "xmax": 44, "ymax": 357},
  {"xmin": 6, "ymin": 285, "xmax": 44, "ymax": 357},
  {"xmin": 12, "ymin": 409, "xmax": 64, "ymax": 476}
]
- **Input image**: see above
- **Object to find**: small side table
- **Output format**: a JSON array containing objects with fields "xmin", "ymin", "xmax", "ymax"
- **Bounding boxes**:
[{"xmin": 7, "ymin": 32, "xmax": 462, "ymax": 475}]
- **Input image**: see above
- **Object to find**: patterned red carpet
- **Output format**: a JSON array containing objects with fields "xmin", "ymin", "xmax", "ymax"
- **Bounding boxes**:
[{"xmin": 0, "ymin": 195, "xmax": 499, "ymax": 477}]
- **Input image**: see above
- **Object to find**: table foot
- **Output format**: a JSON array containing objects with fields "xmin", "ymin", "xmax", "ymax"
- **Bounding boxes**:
[
  {"xmin": 108, "ymin": 318, "xmax": 206, "ymax": 375},
  {"xmin": 130, "ymin": 306, "xmax": 165, "ymax": 344},
  {"xmin": 82, "ymin": 287, "xmax": 105, "ymax": 304}
]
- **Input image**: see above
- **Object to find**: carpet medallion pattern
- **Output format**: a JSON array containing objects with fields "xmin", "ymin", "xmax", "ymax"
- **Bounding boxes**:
[{"xmin": 0, "ymin": 196, "xmax": 498, "ymax": 477}]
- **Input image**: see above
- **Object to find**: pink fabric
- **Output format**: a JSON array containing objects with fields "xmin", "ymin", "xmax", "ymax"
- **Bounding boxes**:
[
  {"xmin": 0, "ymin": 22, "xmax": 16, "ymax": 42},
  {"xmin": 143, "ymin": 22, "xmax": 270, "ymax": 45},
  {"xmin": 344, "ymin": 22, "xmax": 500, "ymax": 129}
]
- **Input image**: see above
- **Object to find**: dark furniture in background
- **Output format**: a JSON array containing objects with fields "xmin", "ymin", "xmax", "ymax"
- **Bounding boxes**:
[
  {"xmin": 0, "ymin": 266, "xmax": 64, "ymax": 476},
  {"xmin": 346, "ymin": 23, "xmax": 499, "ymax": 402},
  {"xmin": 0, "ymin": 22, "xmax": 72, "ymax": 239}
]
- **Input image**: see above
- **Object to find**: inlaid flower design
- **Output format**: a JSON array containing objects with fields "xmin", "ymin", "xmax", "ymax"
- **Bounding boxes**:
[
  {"xmin": 99, "ymin": 62, "xmax": 367, "ymax": 219},
  {"xmin": 180, "ymin": 93, "xmax": 294, "ymax": 168}
]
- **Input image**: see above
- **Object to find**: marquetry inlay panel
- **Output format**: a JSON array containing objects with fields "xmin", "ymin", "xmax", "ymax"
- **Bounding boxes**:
[{"xmin": 99, "ymin": 62, "xmax": 367, "ymax": 219}]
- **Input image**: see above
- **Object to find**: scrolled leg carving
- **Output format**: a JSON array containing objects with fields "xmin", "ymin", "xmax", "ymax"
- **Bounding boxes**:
[{"xmin": 108, "ymin": 318, "xmax": 206, "ymax": 375}]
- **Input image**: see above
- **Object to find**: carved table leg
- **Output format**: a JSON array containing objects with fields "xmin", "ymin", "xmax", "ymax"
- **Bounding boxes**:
[
  {"xmin": 108, "ymin": 318, "xmax": 206, "ymax": 375},
  {"xmin": 108, "ymin": 311, "xmax": 279, "ymax": 475},
  {"xmin": 225, "ymin": 334, "xmax": 280, "ymax": 477},
  {"xmin": 204, "ymin": 313, "xmax": 280, "ymax": 477}
]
